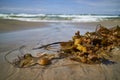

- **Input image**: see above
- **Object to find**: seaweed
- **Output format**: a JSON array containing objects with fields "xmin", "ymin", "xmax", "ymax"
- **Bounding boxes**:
[{"xmin": 4, "ymin": 24, "xmax": 120, "ymax": 68}]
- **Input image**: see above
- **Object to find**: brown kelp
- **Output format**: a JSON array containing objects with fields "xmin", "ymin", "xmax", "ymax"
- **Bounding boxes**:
[{"xmin": 5, "ymin": 24, "xmax": 120, "ymax": 68}]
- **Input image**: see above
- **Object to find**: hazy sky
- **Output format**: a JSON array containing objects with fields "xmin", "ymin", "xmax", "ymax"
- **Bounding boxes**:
[{"xmin": 0, "ymin": 0, "xmax": 120, "ymax": 14}]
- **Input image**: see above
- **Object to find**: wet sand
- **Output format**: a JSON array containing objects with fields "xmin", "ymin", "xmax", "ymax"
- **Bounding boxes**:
[
  {"xmin": 0, "ymin": 19, "xmax": 49, "ymax": 33},
  {"xmin": 0, "ymin": 19, "xmax": 120, "ymax": 33},
  {"xmin": 0, "ymin": 19, "xmax": 120, "ymax": 80}
]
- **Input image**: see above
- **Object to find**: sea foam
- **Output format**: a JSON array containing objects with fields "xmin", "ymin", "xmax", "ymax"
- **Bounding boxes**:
[{"xmin": 0, "ymin": 13, "xmax": 119, "ymax": 22}]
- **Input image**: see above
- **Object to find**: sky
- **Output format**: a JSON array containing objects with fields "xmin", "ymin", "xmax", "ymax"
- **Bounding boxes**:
[{"xmin": 0, "ymin": 0, "xmax": 120, "ymax": 14}]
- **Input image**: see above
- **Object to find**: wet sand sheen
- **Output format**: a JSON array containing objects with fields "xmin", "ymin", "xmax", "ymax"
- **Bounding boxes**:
[
  {"xmin": 0, "ymin": 19, "xmax": 120, "ymax": 80},
  {"xmin": 0, "ymin": 19, "xmax": 120, "ymax": 33}
]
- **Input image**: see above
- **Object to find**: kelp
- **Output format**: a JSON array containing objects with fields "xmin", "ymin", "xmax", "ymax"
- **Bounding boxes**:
[
  {"xmin": 5, "ymin": 24, "xmax": 120, "ymax": 68},
  {"xmin": 65, "ymin": 24, "xmax": 120, "ymax": 64}
]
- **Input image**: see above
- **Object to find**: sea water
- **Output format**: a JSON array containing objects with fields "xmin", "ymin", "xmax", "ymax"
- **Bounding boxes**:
[{"xmin": 0, "ymin": 13, "xmax": 119, "ymax": 22}]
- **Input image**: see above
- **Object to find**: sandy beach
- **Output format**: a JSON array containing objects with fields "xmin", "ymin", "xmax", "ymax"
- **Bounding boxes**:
[
  {"xmin": 0, "ymin": 19, "xmax": 49, "ymax": 33},
  {"xmin": 0, "ymin": 19, "xmax": 120, "ymax": 80}
]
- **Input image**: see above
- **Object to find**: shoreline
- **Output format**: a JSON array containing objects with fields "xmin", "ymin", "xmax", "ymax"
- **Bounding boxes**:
[{"xmin": 0, "ymin": 19, "xmax": 120, "ymax": 33}]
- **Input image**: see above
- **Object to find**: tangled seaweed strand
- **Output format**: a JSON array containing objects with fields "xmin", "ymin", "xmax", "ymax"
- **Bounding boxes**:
[
  {"xmin": 4, "ymin": 45, "xmax": 30, "ymax": 68},
  {"xmin": 95, "ymin": 24, "xmax": 103, "ymax": 38},
  {"xmin": 32, "ymin": 42, "xmax": 62, "ymax": 50},
  {"xmin": 4, "ymin": 48, "xmax": 19, "ymax": 65},
  {"xmin": 19, "ymin": 45, "xmax": 26, "ymax": 55},
  {"xmin": 5, "ymin": 24, "xmax": 120, "ymax": 68},
  {"xmin": 4, "ymin": 24, "xmax": 120, "ymax": 80}
]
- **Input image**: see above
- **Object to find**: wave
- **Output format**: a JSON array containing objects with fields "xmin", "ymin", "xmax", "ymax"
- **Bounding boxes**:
[{"xmin": 0, "ymin": 13, "xmax": 119, "ymax": 22}]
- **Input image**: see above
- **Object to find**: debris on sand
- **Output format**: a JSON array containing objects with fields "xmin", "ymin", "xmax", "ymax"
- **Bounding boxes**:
[
  {"xmin": 62, "ymin": 24, "xmax": 120, "ymax": 64},
  {"xmin": 5, "ymin": 24, "xmax": 120, "ymax": 68}
]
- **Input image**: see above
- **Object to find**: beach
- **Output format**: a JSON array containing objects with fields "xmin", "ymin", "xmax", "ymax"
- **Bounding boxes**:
[
  {"xmin": 0, "ymin": 19, "xmax": 49, "ymax": 33},
  {"xmin": 0, "ymin": 18, "xmax": 120, "ymax": 80}
]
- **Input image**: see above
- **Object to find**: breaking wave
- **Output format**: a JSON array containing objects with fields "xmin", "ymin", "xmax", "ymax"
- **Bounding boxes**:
[{"xmin": 0, "ymin": 13, "xmax": 119, "ymax": 22}]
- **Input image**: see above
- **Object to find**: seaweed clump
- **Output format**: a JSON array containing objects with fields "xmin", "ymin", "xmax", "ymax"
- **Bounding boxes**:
[
  {"xmin": 5, "ymin": 24, "xmax": 120, "ymax": 68},
  {"xmin": 60, "ymin": 24, "xmax": 120, "ymax": 64}
]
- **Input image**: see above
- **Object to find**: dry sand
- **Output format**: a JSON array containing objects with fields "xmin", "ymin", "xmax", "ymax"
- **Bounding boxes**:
[{"xmin": 0, "ymin": 19, "xmax": 120, "ymax": 80}]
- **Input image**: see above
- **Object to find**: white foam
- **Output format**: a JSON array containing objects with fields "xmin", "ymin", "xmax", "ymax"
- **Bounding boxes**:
[{"xmin": 0, "ymin": 13, "xmax": 119, "ymax": 22}]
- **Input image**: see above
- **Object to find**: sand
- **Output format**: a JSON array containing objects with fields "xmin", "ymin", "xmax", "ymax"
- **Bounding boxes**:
[
  {"xmin": 0, "ymin": 19, "xmax": 120, "ymax": 80},
  {"xmin": 0, "ymin": 19, "xmax": 49, "ymax": 33}
]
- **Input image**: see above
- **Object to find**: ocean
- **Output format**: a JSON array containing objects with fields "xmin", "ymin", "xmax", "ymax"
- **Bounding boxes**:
[{"xmin": 0, "ymin": 13, "xmax": 119, "ymax": 22}]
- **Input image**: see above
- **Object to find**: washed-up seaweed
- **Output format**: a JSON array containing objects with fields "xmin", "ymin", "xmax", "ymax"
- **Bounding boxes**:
[{"xmin": 5, "ymin": 24, "xmax": 120, "ymax": 68}]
